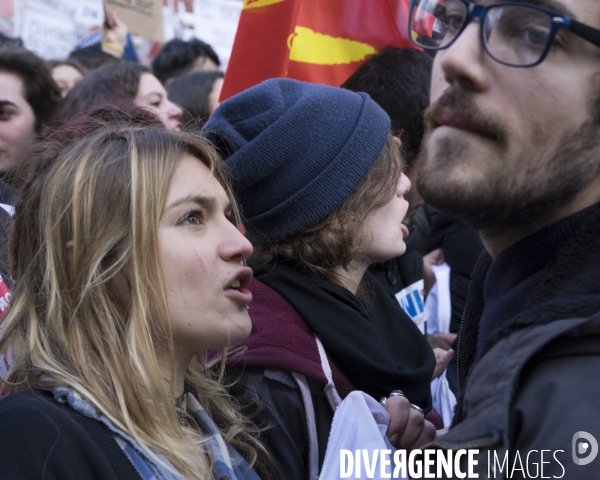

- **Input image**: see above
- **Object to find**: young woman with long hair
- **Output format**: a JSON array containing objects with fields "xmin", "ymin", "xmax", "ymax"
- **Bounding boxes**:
[
  {"xmin": 54, "ymin": 61, "xmax": 183, "ymax": 132},
  {"xmin": 0, "ymin": 120, "xmax": 275, "ymax": 479},
  {"xmin": 203, "ymin": 79, "xmax": 441, "ymax": 478}
]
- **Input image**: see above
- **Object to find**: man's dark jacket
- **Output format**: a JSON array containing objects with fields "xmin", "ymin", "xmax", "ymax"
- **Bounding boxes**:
[{"xmin": 428, "ymin": 205, "xmax": 600, "ymax": 479}]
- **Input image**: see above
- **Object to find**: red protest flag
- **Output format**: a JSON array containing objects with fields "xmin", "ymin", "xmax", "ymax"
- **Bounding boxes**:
[
  {"xmin": 221, "ymin": 0, "xmax": 414, "ymax": 101},
  {"xmin": 220, "ymin": 0, "xmax": 302, "ymax": 101},
  {"xmin": 288, "ymin": 0, "xmax": 413, "ymax": 86}
]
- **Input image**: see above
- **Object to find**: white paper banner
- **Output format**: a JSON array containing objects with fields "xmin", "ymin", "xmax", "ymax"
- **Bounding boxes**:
[
  {"xmin": 75, "ymin": 0, "xmax": 104, "ymax": 27},
  {"xmin": 395, "ymin": 279, "xmax": 427, "ymax": 334},
  {"xmin": 193, "ymin": 0, "xmax": 242, "ymax": 70},
  {"xmin": 25, "ymin": 0, "xmax": 78, "ymax": 21},
  {"xmin": 21, "ymin": 7, "xmax": 88, "ymax": 59}
]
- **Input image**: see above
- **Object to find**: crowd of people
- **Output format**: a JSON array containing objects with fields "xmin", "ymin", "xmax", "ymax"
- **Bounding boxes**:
[{"xmin": 0, "ymin": 0, "xmax": 599, "ymax": 478}]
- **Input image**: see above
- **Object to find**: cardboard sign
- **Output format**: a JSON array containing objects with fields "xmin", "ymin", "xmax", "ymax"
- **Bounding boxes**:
[{"xmin": 104, "ymin": 0, "xmax": 163, "ymax": 42}]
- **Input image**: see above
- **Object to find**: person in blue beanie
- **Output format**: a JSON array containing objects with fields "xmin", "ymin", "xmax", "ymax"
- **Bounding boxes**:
[{"xmin": 203, "ymin": 78, "xmax": 446, "ymax": 479}]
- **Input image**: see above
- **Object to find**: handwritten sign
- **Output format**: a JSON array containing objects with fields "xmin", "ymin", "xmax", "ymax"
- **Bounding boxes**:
[
  {"xmin": 104, "ymin": 0, "xmax": 163, "ymax": 43},
  {"xmin": 76, "ymin": 0, "xmax": 104, "ymax": 27},
  {"xmin": 25, "ymin": 0, "xmax": 78, "ymax": 21},
  {"xmin": 21, "ymin": 7, "xmax": 88, "ymax": 59},
  {"xmin": 193, "ymin": 0, "xmax": 242, "ymax": 70}
]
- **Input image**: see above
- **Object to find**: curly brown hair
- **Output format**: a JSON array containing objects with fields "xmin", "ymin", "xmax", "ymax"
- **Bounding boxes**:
[{"xmin": 252, "ymin": 133, "xmax": 404, "ymax": 286}]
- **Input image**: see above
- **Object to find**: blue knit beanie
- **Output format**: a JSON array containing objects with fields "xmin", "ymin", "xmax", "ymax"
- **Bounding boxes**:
[{"xmin": 203, "ymin": 78, "xmax": 390, "ymax": 243}]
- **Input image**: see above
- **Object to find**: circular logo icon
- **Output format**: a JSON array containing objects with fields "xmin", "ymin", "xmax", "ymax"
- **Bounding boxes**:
[{"xmin": 573, "ymin": 431, "xmax": 598, "ymax": 466}]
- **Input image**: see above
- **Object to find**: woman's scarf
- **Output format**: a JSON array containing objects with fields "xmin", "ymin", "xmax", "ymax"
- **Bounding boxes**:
[
  {"xmin": 254, "ymin": 262, "xmax": 435, "ymax": 411},
  {"xmin": 53, "ymin": 386, "xmax": 260, "ymax": 480}
]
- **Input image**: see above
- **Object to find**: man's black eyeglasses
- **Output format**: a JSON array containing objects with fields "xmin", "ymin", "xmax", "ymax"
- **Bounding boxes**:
[{"xmin": 409, "ymin": 0, "xmax": 600, "ymax": 67}]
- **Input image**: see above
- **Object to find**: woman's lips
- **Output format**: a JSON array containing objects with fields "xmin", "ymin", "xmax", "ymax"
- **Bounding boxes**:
[
  {"xmin": 224, "ymin": 287, "xmax": 253, "ymax": 305},
  {"xmin": 401, "ymin": 224, "xmax": 410, "ymax": 238}
]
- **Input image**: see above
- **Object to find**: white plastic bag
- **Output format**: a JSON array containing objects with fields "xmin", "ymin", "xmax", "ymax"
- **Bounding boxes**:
[{"xmin": 319, "ymin": 391, "xmax": 407, "ymax": 480}]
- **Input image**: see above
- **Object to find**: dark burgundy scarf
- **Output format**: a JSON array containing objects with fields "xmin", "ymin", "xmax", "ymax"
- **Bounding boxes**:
[{"xmin": 226, "ymin": 278, "xmax": 356, "ymax": 398}]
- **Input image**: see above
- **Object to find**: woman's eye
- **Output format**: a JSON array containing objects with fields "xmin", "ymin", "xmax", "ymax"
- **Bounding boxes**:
[
  {"xmin": 182, "ymin": 211, "xmax": 203, "ymax": 225},
  {"xmin": 0, "ymin": 109, "xmax": 12, "ymax": 120},
  {"xmin": 150, "ymin": 101, "xmax": 161, "ymax": 108}
]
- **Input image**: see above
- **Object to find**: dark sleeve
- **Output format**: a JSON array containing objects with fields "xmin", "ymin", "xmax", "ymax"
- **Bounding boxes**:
[
  {"xmin": 0, "ymin": 391, "xmax": 135, "ymax": 480},
  {"xmin": 227, "ymin": 368, "xmax": 333, "ymax": 480},
  {"xmin": 509, "ymin": 351, "xmax": 600, "ymax": 479},
  {"xmin": 429, "ymin": 212, "xmax": 482, "ymax": 276},
  {"xmin": 0, "ymin": 179, "xmax": 18, "ymax": 206}
]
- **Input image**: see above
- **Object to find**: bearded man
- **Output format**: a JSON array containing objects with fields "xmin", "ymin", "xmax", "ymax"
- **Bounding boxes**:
[{"xmin": 410, "ymin": 0, "xmax": 600, "ymax": 477}]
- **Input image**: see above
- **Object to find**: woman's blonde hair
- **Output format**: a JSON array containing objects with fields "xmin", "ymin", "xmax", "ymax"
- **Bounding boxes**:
[
  {"xmin": 253, "ymin": 134, "xmax": 404, "ymax": 288},
  {"xmin": 0, "ymin": 121, "xmax": 264, "ymax": 478}
]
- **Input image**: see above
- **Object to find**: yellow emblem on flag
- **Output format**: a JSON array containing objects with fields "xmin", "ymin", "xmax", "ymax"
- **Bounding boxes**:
[
  {"xmin": 288, "ymin": 26, "xmax": 376, "ymax": 65},
  {"xmin": 243, "ymin": 0, "xmax": 286, "ymax": 9}
]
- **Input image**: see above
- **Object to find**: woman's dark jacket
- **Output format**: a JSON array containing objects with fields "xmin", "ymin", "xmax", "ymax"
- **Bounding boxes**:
[
  {"xmin": 0, "ymin": 389, "xmax": 143, "ymax": 479},
  {"xmin": 223, "ymin": 263, "xmax": 436, "ymax": 479}
]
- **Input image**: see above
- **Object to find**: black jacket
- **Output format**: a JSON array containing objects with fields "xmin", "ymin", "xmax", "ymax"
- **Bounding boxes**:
[
  {"xmin": 0, "ymin": 390, "xmax": 143, "ymax": 480},
  {"xmin": 228, "ymin": 368, "xmax": 333, "ymax": 480},
  {"xmin": 428, "ymin": 205, "xmax": 600, "ymax": 479}
]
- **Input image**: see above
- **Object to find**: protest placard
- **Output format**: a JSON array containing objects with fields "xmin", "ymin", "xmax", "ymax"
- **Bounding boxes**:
[
  {"xmin": 193, "ymin": 0, "xmax": 242, "ymax": 69},
  {"xmin": 25, "ymin": 0, "xmax": 78, "ymax": 22},
  {"xmin": 76, "ymin": 0, "xmax": 104, "ymax": 27},
  {"xmin": 20, "ymin": 6, "xmax": 87, "ymax": 59},
  {"xmin": 104, "ymin": 0, "xmax": 163, "ymax": 43}
]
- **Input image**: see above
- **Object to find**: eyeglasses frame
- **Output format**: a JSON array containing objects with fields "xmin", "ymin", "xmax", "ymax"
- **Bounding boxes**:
[{"xmin": 409, "ymin": 0, "xmax": 600, "ymax": 67}]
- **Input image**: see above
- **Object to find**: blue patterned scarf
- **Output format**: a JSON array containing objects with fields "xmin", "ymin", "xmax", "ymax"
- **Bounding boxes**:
[{"xmin": 53, "ymin": 386, "xmax": 260, "ymax": 480}]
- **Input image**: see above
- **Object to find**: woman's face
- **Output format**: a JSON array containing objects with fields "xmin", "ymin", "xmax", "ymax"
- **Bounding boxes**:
[
  {"xmin": 207, "ymin": 77, "xmax": 224, "ymax": 115},
  {"xmin": 355, "ymin": 172, "xmax": 412, "ymax": 265},
  {"xmin": 159, "ymin": 154, "xmax": 254, "ymax": 357},
  {"xmin": 52, "ymin": 65, "xmax": 83, "ymax": 98},
  {"xmin": 135, "ymin": 72, "xmax": 183, "ymax": 132},
  {"xmin": 0, "ymin": 72, "xmax": 36, "ymax": 175}
]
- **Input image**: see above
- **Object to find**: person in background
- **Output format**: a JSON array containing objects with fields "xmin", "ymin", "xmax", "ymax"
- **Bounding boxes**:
[
  {"xmin": 341, "ymin": 47, "xmax": 433, "ymax": 330},
  {"xmin": 68, "ymin": 10, "xmax": 138, "ymax": 71},
  {"xmin": 204, "ymin": 78, "xmax": 443, "ymax": 479},
  {"xmin": 167, "ymin": 71, "xmax": 225, "ymax": 129},
  {"xmin": 0, "ymin": 118, "xmax": 275, "ymax": 479},
  {"xmin": 341, "ymin": 47, "xmax": 482, "ymax": 374},
  {"xmin": 49, "ymin": 59, "xmax": 88, "ymax": 97},
  {"xmin": 54, "ymin": 61, "xmax": 182, "ymax": 133},
  {"xmin": 0, "ymin": 46, "xmax": 61, "ymax": 184},
  {"xmin": 0, "ymin": 33, "xmax": 23, "ymax": 49},
  {"xmin": 152, "ymin": 38, "xmax": 220, "ymax": 85}
]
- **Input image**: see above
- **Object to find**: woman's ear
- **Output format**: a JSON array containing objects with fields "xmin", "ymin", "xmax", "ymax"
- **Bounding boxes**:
[{"xmin": 392, "ymin": 135, "xmax": 402, "ymax": 149}]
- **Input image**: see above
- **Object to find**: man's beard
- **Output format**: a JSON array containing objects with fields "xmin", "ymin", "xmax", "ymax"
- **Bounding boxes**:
[{"xmin": 417, "ymin": 90, "xmax": 600, "ymax": 235}]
